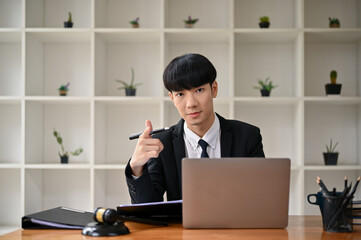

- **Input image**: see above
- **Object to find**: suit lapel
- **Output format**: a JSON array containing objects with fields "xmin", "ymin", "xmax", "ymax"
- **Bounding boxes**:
[
  {"xmin": 217, "ymin": 113, "xmax": 233, "ymax": 157},
  {"xmin": 173, "ymin": 119, "xmax": 186, "ymax": 191}
]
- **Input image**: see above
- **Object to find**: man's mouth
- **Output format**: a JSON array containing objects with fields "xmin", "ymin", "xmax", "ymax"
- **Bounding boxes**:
[{"xmin": 187, "ymin": 111, "xmax": 201, "ymax": 117}]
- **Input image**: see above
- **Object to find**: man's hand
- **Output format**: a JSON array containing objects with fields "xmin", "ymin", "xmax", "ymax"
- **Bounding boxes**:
[{"xmin": 130, "ymin": 120, "xmax": 164, "ymax": 177}]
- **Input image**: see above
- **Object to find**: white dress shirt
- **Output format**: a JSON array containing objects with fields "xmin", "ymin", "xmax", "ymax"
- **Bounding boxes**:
[{"xmin": 183, "ymin": 114, "xmax": 221, "ymax": 158}]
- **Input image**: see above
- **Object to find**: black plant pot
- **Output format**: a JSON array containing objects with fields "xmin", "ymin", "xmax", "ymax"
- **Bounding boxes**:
[
  {"xmin": 323, "ymin": 153, "xmax": 339, "ymax": 165},
  {"xmin": 125, "ymin": 88, "xmax": 136, "ymax": 96},
  {"xmin": 260, "ymin": 89, "xmax": 270, "ymax": 97},
  {"xmin": 259, "ymin": 22, "xmax": 270, "ymax": 28},
  {"xmin": 60, "ymin": 156, "xmax": 69, "ymax": 164},
  {"xmin": 64, "ymin": 22, "xmax": 73, "ymax": 28},
  {"xmin": 325, "ymin": 84, "xmax": 342, "ymax": 95}
]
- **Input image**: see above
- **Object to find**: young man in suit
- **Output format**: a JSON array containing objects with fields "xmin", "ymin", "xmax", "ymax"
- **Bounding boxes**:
[{"xmin": 125, "ymin": 53, "xmax": 265, "ymax": 203}]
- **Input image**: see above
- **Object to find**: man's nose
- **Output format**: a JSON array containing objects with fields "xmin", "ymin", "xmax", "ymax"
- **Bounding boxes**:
[{"xmin": 186, "ymin": 94, "xmax": 198, "ymax": 108}]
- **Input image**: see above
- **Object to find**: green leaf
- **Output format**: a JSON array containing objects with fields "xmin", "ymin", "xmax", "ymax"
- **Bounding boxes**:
[{"xmin": 71, "ymin": 148, "xmax": 83, "ymax": 156}]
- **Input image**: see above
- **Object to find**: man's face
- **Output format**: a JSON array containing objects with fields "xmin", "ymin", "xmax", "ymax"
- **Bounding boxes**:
[{"xmin": 169, "ymin": 81, "xmax": 218, "ymax": 132}]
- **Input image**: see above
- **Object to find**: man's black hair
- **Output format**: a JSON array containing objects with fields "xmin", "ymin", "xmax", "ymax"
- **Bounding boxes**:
[{"xmin": 163, "ymin": 53, "xmax": 217, "ymax": 92}]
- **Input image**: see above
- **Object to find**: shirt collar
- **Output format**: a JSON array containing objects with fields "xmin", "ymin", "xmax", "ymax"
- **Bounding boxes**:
[{"xmin": 183, "ymin": 114, "xmax": 220, "ymax": 151}]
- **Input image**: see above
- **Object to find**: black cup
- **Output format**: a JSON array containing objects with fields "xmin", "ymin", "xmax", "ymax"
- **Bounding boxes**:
[{"xmin": 308, "ymin": 192, "xmax": 353, "ymax": 232}]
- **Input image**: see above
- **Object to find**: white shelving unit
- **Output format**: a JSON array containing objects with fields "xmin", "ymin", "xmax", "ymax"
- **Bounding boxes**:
[{"xmin": 1, "ymin": 0, "xmax": 361, "ymax": 234}]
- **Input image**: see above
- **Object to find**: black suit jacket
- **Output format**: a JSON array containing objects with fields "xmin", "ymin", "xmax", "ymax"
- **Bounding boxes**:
[{"xmin": 125, "ymin": 113, "xmax": 265, "ymax": 203}]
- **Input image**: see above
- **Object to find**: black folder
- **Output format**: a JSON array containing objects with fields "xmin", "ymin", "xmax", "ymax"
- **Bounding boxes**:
[
  {"xmin": 117, "ymin": 200, "xmax": 182, "ymax": 225},
  {"xmin": 22, "ymin": 207, "xmax": 93, "ymax": 229}
]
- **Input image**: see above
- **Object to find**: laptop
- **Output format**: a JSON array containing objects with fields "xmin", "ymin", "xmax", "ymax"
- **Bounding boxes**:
[{"xmin": 182, "ymin": 158, "xmax": 290, "ymax": 229}]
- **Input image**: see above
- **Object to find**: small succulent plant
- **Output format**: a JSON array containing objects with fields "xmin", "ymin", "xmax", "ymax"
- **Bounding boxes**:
[
  {"xmin": 330, "ymin": 70, "xmax": 337, "ymax": 84},
  {"xmin": 184, "ymin": 16, "xmax": 199, "ymax": 25},
  {"xmin": 325, "ymin": 139, "xmax": 339, "ymax": 153},
  {"xmin": 53, "ymin": 128, "xmax": 83, "ymax": 157},
  {"xmin": 259, "ymin": 16, "xmax": 270, "ymax": 23},
  {"xmin": 130, "ymin": 17, "xmax": 140, "ymax": 26},
  {"xmin": 115, "ymin": 67, "xmax": 142, "ymax": 90},
  {"xmin": 254, "ymin": 77, "xmax": 277, "ymax": 92}
]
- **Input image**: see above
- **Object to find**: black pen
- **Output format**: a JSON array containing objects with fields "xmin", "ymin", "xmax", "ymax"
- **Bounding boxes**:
[
  {"xmin": 129, "ymin": 127, "xmax": 170, "ymax": 140},
  {"xmin": 316, "ymin": 176, "xmax": 330, "ymax": 196},
  {"xmin": 345, "ymin": 176, "xmax": 348, "ymax": 190}
]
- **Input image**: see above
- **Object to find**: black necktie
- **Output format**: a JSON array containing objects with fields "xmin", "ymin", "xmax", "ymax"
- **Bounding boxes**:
[{"xmin": 198, "ymin": 139, "xmax": 209, "ymax": 158}]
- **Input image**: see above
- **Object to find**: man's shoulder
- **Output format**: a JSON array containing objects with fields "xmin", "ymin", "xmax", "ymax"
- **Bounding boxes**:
[{"xmin": 218, "ymin": 114, "xmax": 260, "ymax": 131}]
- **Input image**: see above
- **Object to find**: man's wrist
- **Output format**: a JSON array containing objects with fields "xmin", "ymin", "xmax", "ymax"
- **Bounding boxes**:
[{"xmin": 130, "ymin": 161, "xmax": 144, "ymax": 177}]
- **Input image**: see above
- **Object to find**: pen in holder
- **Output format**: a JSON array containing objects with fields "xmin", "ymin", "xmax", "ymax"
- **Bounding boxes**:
[{"xmin": 307, "ymin": 176, "xmax": 360, "ymax": 233}]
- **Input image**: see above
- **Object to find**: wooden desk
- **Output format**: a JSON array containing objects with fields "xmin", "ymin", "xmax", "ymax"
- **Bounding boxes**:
[{"xmin": 1, "ymin": 216, "xmax": 360, "ymax": 240}]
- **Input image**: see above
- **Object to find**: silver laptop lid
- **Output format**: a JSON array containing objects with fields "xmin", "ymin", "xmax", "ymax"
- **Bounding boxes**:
[{"xmin": 182, "ymin": 158, "xmax": 290, "ymax": 229}]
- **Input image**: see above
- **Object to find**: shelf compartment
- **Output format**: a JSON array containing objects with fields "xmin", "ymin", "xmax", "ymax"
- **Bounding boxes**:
[
  {"xmin": 0, "ymin": 169, "xmax": 21, "ymax": 227},
  {"xmin": 234, "ymin": 31, "xmax": 301, "ymax": 97},
  {"xmin": 94, "ymin": 31, "xmax": 161, "ymax": 97},
  {"xmin": 164, "ymin": 31, "xmax": 230, "ymax": 97},
  {"xmin": 25, "ymin": 32, "xmax": 91, "ymax": 96},
  {"xmin": 25, "ymin": 101, "xmax": 90, "ymax": 164},
  {"xmin": 0, "ymin": 32, "xmax": 22, "ymax": 96},
  {"xmin": 0, "ymin": 102, "xmax": 22, "ymax": 164},
  {"xmin": 164, "ymin": 0, "xmax": 230, "ymax": 29},
  {"xmin": 234, "ymin": 102, "xmax": 301, "ymax": 166},
  {"xmin": 0, "ymin": 0, "xmax": 22, "ymax": 28},
  {"xmin": 26, "ymin": 0, "xmax": 91, "ymax": 28},
  {"xmin": 304, "ymin": 102, "xmax": 361, "ymax": 166},
  {"xmin": 305, "ymin": 0, "xmax": 361, "ymax": 28},
  {"xmin": 234, "ymin": 0, "xmax": 300, "ymax": 29},
  {"xmin": 94, "ymin": 169, "xmax": 131, "ymax": 208},
  {"xmin": 94, "ymin": 100, "xmax": 161, "ymax": 164},
  {"xmin": 94, "ymin": 0, "xmax": 161, "ymax": 28},
  {"xmin": 305, "ymin": 31, "xmax": 361, "ymax": 97},
  {"xmin": 25, "ymin": 169, "xmax": 91, "ymax": 215},
  {"xmin": 304, "ymin": 170, "xmax": 361, "ymax": 215}
]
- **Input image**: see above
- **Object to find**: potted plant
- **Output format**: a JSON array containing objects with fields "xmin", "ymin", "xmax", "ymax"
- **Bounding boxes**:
[
  {"xmin": 259, "ymin": 16, "xmax": 270, "ymax": 28},
  {"xmin": 254, "ymin": 77, "xmax": 277, "ymax": 96},
  {"xmin": 328, "ymin": 17, "xmax": 340, "ymax": 28},
  {"xmin": 325, "ymin": 70, "xmax": 342, "ymax": 95},
  {"xmin": 53, "ymin": 128, "xmax": 83, "ymax": 164},
  {"xmin": 184, "ymin": 16, "xmax": 199, "ymax": 28},
  {"xmin": 130, "ymin": 17, "xmax": 140, "ymax": 28},
  {"xmin": 58, "ymin": 82, "xmax": 70, "ymax": 96},
  {"xmin": 115, "ymin": 67, "xmax": 142, "ymax": 96},
  {"xmin": 323, "ymin": 139, "xmax": 339, "ymax": 165},
  {"xmin": 64, "ymin": 12, "xmax": 73, "ymax": 28}
]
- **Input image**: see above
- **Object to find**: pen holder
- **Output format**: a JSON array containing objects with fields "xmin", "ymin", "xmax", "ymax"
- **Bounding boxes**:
[{"xmin": 309, "ymin": 192, "xmax": 353, "ymax": 232}]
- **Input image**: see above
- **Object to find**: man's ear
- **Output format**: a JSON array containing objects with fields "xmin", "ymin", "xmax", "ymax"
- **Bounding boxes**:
[
  {"xmin": 168, "ymin": 91, "xmax": 174, "ymax": 102},
  {"xmin": 212, "ymin": 81, "xmax": 218, "ymax": 98}
]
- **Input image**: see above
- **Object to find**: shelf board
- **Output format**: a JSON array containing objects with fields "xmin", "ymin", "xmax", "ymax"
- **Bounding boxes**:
[
  {"xmin": 0, "ymin": 163, "xmax": 22, "ymax": 169},
  {"xmin": 234, "ymin": 97, "xmax": 300, "ymax": 105},
  {"xmin": 94, "ymin": 96, "xmax": 162, "ymax": 104},
  {"xmin": 164, "ymin": 29, "xmax": 230, "ymax": 43},
  {"xmin": 305, "ymin": 165, "xmax": 361, "ymax": 171},
  {"xmin": 234, "ymin": 29, "xmax": 299, "ymax": 43},
  {"xmin": 304, "ymin": 96, "xmax": 361, "ymax": 105},
  {"xmin": 0, "ymin": 97, "xmax": 22, "ymax": 104},
  {"xmin": 94, "ymin": 164, "xmax": 126, "ymax": 170},
  {"xmin": 305, "ymin": 29, "xmax": 361, "ymax": 43},
  {"xmin": 25, "ymin": 96, "xmax": 90, "ymax": 103},
  {"xmin": 25, "ymin": 164, "xmax": 91, "ymax": 169},
  {"xmin": 25, "ymin": 30, "xmax": 91, "ymax": 43}
]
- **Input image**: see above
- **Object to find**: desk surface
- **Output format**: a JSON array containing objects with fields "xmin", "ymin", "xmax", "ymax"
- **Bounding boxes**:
[{"xmin": 1, "ymin": 216, "xmax": 361, "ymax": 240}]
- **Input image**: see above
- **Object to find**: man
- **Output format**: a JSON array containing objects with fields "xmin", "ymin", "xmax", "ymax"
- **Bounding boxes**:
[{"xmin": 125, "ymin": 53, "xmax": 265, "ymax": 203}]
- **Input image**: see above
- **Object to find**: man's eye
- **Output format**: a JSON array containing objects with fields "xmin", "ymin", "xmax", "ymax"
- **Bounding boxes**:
[
  {"xmin": 176, "ymin": 93, "xmax": 183, "ymax": 97},
  {"xmin": 196, "ymin": 88, "xmax": 204, "ymax": 93}
]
